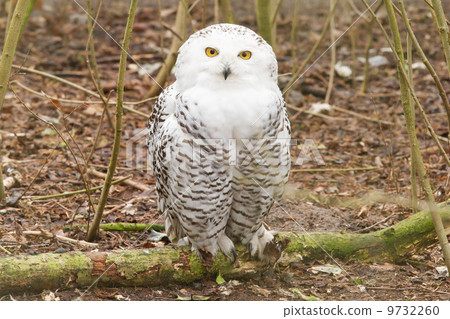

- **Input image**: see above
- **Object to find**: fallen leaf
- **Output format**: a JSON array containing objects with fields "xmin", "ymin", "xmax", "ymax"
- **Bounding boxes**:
[
  {"xmin": 216, "ymin": 271, "xmax": 226, "ymax": 285},
  {"xmin": 309, "ymin": 264, "xmax": 342, "ymax": 275}
]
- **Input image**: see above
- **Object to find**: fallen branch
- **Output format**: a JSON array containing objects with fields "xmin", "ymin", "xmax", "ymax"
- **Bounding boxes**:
[
  {"xmin": 7, "ymin": 229, "xmax": 98, "ymax": 249},
  {"xmin": 333, "ymin": 105, "xmax": 395, "ymax": 126},
  {"xmin": 63, "ymin": 222, "xmax": 165, "ymax": 233},
  {"xmin": 2, "ymin": 175, "xmax": 20, "ymax": 190},
  {"xmin": 0, "ymin": 205, "xmax": 449, "ymax": 294},
  {"xmin": 86, "ymin": 167, "xmax": 151, "ymax": 192}
]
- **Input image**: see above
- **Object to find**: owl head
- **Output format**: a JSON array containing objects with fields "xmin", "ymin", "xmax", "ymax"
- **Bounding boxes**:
[{"xmin": 175, "ymin": 24, "xmax": 278, "ymax": 90}]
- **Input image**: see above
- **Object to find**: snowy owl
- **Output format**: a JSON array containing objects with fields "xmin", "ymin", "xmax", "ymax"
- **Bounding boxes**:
[{"xmin": 147, "ymin": 24, "xmax": 291, "ymax": 262}]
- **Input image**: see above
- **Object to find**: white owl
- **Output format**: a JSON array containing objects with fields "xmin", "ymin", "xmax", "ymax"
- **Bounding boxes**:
[{"xmin": 147, "ymin": 24, "xmax": 291, "ymax": 261}]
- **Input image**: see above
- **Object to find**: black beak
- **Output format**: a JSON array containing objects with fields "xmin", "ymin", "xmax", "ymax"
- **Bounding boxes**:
[{"xmin": 223, "ymin": 66, "xmax": 231, "ymax": 80}]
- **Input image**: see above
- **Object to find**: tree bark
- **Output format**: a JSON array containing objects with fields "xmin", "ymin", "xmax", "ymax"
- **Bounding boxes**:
[{"xmin": 1, "ymin": 206, "xmax": 449, "ymax": 294}]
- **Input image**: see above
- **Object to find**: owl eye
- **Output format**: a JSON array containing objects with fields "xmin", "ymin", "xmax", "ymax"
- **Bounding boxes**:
[
  {"xmin": 205, "ymin": 47, "xmax": 219, "ymax": 57},
  {"xmin": 238, "ymin": 51, "xmax": 252, "ymax": 60}
]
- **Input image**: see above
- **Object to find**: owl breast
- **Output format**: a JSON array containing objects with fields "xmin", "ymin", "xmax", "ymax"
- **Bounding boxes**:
[{"xmin": 178, "ymin": 85, "xmax": 281, "ymax": 140}]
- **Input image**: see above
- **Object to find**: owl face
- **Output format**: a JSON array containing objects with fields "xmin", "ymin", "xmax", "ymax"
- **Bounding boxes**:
[{"xmin": 175, "ymin": 24, "xmax": 278, "ymax": 90}]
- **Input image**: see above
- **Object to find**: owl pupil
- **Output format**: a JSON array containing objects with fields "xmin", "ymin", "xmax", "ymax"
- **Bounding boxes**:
[
  {"xmin": 242, "ymin": 52, "xmax": 247, "ymax": 57},
  {"xmin": 210, "ymin": 49, "xmax": 215, "ymax": 54}
]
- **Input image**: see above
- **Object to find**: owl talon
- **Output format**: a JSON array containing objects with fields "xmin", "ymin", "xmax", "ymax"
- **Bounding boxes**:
[
  {"xmin": 217, "ymin": 233, "xmax": 236, "ymax": 263},
  {"xmin": 247, "ymin": 243, "xmax": 253, "ymax": 260},
  {"xmin": 231, "ymin": 246, "xmax": 237, "ymax": 263},
  {"xmin": 247, "ymin": 226, "xmax": 279, "ymax": 262}
]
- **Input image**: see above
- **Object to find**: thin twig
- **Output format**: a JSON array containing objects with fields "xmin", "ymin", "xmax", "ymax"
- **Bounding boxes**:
[
  {"xmin": 27, "ymin": 175, "xmax": 132, "ymax": 200},
  {"xmin": 146, "ymin": 0, "xmax": 188, "ymax": 98},
  {"xmin": 0, "ymin": 245, "xmax": 11, "ymax": 255},
  {"xmin": 366, "ymin": 0, "xmax": 450, "ymax": 272},
  {"xmin": 201, "ymin": 0, "xmax": 207, "ymax": 28},
  {"xmin": 325, "ymin": 0, "xmax": 336, "ymax": 104},
  {"xmin": 291, "ymin": 166, "xmax": 379, "ymax": 173},
  {"xmin": 430, "ymin": 0, "xmax": 450, "ymax": 77},
  {"xmin": 214, "ymin": 0, "xmax": 219, "ymax": 24},
  {"xmin": 11, "ymin": 65, "xmax": 154, "ymax": 115},
  {"xmin": 374, "ymin": 103, "xmax": 400, "ymax": 194},
  {"xmin": 218, "ymin": 0, "xmax": 234, "ymax": 24},
  {"xmin": 0, "ymin": 0, "xmax": 30, "ymax": 203},
  {"xmin": 11, "ymin": 88, "xmax": 98, "ymax": 217},
  {"xmin": 406, "ymin": 27, "xmax": 418, "ymax": 214},
  {"xmin": 333, "ymin": 105, "xmax": 395, "ymax": 126},
  {"xmin": 47, "ymin": 98, "xmax": 97, "ymax": 218},
  {"xmin": 16, "ymin": 147, "xmax": 58, "ymax": 202},
  {"xmin": 290, "ymin": 0, "xmax": 300, "ymax": 71},
  {"xmin": 83, "ymin": 91, "xmax": 113, "ymax": 174},
  {"xmin": 86, "ymin": 167, "xmax": 151, "ymax": 192},
  {"xmin": 85, "ymin": 0, "xmax": 114, "ymax": 130},
  {"xmin": 283, "ymin": 0, "xmax": 338, "ymax": 99},
  {"xmin": 423, "ymin": 0, "xmax": 450, "ymax": 25},
  {"xmin": 356, "ymin": 213, "xmax": 397, "ymax": 233},
  {"xmin": 271, "ymin": 0, "xmax": 283, "ymax": 27},
  {"xmin": 362, "ymin": 0, "xmax": 450, "ymax": 167},
  {"xmin": 346, "ymin": 0, "xmax": 357, "ymax": 88},
  {"xmin": 87, "ymin": 0, "xmax": 138, "ymax": 241},
  {"xmin": 157, "ymin": 0, "xmax": 166, "ymax": 64},
  {"xmin": 359, "ymin": 1, "xmax": 383, "ymax": 93},
  {"xmin": 397, "ymin": 1, "xmax": 450, "ymax": 136},
  {"xmin": 103, "ymin": 197, "xmax": 139, "ymax": 216},
  {"xmin": 346, "ymin": 0, "xmax": 370, "ymax": 22}
]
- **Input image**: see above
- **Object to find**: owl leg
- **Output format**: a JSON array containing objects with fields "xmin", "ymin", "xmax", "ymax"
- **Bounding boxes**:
[
  {"xmin": 164, "ymin": 213, "xmax": 186, "ymax": 244},
  {"xmin": 248, "ymin": 226, "xmax": 281, "ymax": 262},
  {"xmin": 217, "ymin": 233, "xmax": 237, "ymax": 263},
  {"xmin": 176, "ymin": 237, "xmax": 190, "ymax": 246},
  {"xmin": 186, "ymin": 235, "xmax": 236, "ymax": 263}
]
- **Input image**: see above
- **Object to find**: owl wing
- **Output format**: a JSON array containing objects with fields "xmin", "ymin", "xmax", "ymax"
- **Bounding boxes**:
[
  {"xmin": 147, "ymin": 85, "xmax": 184, "ymax": 239},
  {"xmin": 226, "ymin": 93, "xmax": 291, "ymax": 260}
]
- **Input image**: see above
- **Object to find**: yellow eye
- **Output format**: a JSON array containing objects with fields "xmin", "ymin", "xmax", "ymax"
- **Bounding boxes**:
[
  {"xmin": 205, "ymin": 47, "xmax": 219, "ymax": 57},
  {"xmin": 239, "ymin": 51, "xmax": 252, "ymax": 60}
]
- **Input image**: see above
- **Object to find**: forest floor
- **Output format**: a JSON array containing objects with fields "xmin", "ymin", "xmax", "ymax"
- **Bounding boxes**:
[{"xmin": 0, "ymin": 1, "xmax": 449, "ymax": 301}]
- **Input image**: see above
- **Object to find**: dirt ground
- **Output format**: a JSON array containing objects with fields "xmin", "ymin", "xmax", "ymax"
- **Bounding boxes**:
[{"xmin": 0, "ymin": 0, "xmax": 449, "ymax": 301}]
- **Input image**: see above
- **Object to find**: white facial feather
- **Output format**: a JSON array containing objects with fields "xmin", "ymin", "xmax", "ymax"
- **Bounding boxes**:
[
  {"xmin": 175, "ymin": 24, "xmax": 278, "ymax": 91},
  {"xmin": 172, "ymin": 24, "xmax": 282, "ymax": 139}
]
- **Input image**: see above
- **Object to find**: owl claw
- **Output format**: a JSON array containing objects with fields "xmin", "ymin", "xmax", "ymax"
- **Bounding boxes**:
[
  {"xmin": 217, "ymin": 233, "xmax": 236, "ymax": 263},
  {"xmin": 247, "ymin": 226, "xmax": 280, "ymax": 262},
  {"xmin": 231, "ymin": 246, "xmax": 237, "ymax": 263},
  {"xmin": 247, "ymin": 243, "xmax": 253, "ymax": 260}
]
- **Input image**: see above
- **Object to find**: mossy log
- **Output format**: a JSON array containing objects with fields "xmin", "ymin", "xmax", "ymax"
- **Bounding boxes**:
[{"xmin": 0, "ymin": 207, "xmax": 449, "ymax": 295}]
